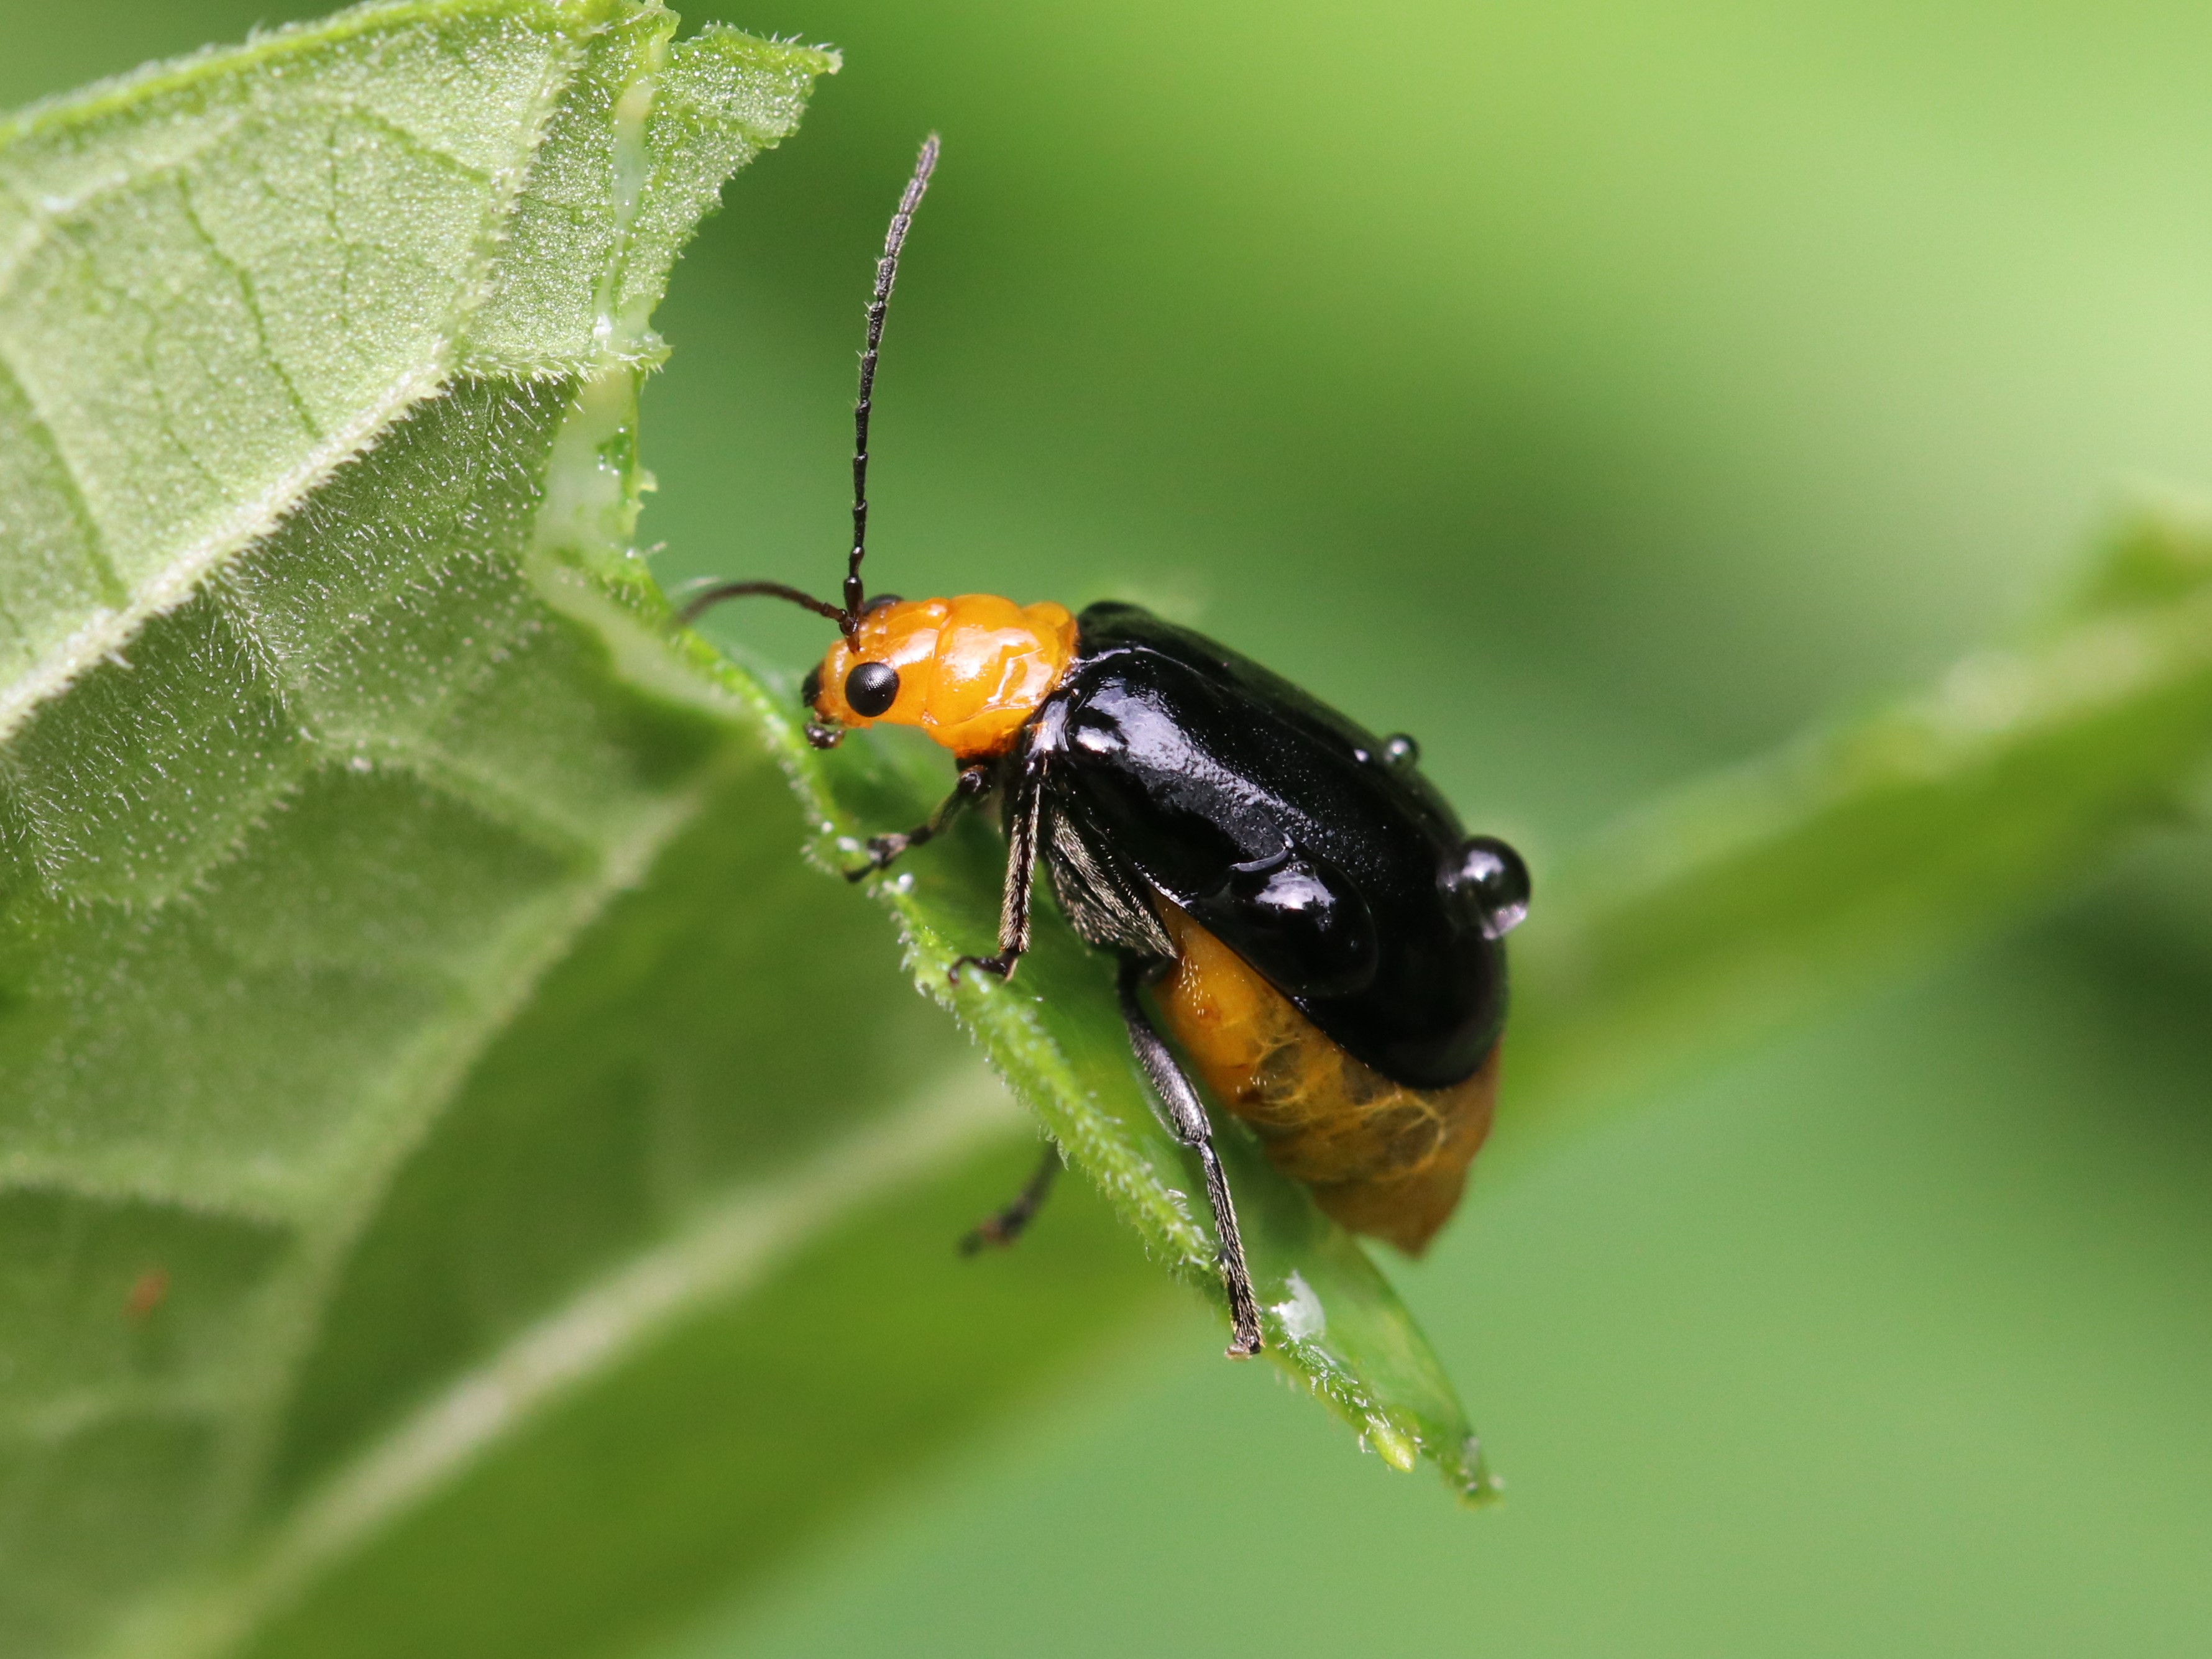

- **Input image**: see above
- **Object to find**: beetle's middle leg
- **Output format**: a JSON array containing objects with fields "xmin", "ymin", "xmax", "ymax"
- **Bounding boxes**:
[
  {"xmin": 950, "ymin": 746, "xmax": 1047, "ymax": 984},
  {"xmin": 848, "ymin": 763, "xmax": 993, "ymax": 881},
  {"xmin": 1116, "ymin": 957, "xmax": 1264, "ymax": 1357}
]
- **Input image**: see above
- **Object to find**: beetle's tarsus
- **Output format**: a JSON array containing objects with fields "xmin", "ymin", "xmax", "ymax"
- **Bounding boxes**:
[
  {"xmin": 948, "ymin": 953, "xmax": 1017, "ymax": 985},
  {"xmin": 958, "ymin": 1143, "xmax": 1060, "ymax": 1254},
  {"xmin": 845, "ymin": 833, "xmax": 909, "ymax": 881},
  {"xmin": 850, "ymin": 767, "xmax": 991, "ymax": 885}
]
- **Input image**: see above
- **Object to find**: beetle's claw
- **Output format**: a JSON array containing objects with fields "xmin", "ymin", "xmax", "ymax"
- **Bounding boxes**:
[{"xmin": 948, "ymin": 953, "xmax": 1016, "ymax": 986}]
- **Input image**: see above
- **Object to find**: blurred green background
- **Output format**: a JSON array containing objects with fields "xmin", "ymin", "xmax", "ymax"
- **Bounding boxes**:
[{"xmin": 14, "ymin": 2, "xmax": 2212, "ymax": 1654}]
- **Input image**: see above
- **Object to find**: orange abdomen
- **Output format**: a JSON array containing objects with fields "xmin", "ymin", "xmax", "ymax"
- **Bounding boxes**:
[{"xmin": 1152, "ymin": 908, "xmax": 1498, "ymax": 1255}]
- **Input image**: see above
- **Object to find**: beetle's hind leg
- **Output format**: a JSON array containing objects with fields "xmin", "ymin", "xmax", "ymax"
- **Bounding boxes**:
[
  {"xmin": 958, "ymin": 1140, "xmax": 1061, "ymax": 1254},
  {"xmin": 1116, "ymin": 957, "xmax": 1264, "ymax": 1358},
  {"xmin": 848, "ymin": 763, "xmax": 992, "ymax": 882}
]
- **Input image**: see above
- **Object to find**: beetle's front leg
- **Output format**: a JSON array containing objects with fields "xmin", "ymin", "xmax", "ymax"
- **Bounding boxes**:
[{"xmin": 847, "ymin": 764, "xmax": 993, "ymax": 881}]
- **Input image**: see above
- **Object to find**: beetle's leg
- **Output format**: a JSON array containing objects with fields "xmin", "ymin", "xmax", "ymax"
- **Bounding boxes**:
[
  {"xmin": 847, "ymin": 763, "xmax": 992, "ymax": 881},
  {"xmin": 950, "ymin": 744, "xmax": 1046, "ymax": 984},
  {"xmin": 1116, "ymin": 957, "xmax": 1264, "ymax": 1358},
  {"xmin": 958, "ymin": 1140, "xmax": 1061, "ymax": 1254}
]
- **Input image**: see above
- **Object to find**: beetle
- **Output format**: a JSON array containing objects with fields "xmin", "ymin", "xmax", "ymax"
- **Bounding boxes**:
[{"xmin": 681, "ymin": 137, "xmax": 1530, "ymax": 1357}]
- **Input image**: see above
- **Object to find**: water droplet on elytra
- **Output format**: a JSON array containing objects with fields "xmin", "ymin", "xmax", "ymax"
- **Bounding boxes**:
[{"xmin": 1450, "ymin": 835, "xmax": 1530, "ymax": 938}]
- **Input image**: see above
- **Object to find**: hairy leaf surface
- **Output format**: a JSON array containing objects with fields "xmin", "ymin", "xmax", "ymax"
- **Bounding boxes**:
[
  {"xmin": 0, "ymin": 7, "xmax": 888, "ymax": 1656},
  {"xmin": 0, "ymin": 10, "xmax": 1488, "ymax": 1659}
]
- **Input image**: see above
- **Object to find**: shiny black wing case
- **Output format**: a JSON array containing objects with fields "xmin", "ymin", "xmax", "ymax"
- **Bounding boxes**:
[{"xmin": 1034, "ymin": 601, "xmax": 1505, "ymax": 1090}]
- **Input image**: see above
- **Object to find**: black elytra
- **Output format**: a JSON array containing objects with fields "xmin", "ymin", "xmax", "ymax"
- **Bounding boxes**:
[{"xmin": 1026, "ymin": 603, "xmax": 1522, "ymax": 1091}]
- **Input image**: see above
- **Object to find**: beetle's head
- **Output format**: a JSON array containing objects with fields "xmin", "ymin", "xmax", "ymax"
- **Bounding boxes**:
[
  {"xmin": 672, "ymin": 142, "xmax": 1078, "ymax": 762},
  {"xmin": 800, "ymin": 593, "xmax": 1076, "ymax": 760}
]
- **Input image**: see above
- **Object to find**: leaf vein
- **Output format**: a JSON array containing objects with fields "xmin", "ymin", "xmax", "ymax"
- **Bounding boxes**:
[{"xmin": 106, "ymin": 1072, "xmax": 1024, "ymax": 1659}]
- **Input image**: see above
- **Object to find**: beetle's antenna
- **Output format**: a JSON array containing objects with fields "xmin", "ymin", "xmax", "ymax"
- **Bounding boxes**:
[
  {"xmin": 671, "ymin": 137, "xmax": 940, "ymax": 643},
  {"xmin": 675, "ymin": 578, "xmax": 849, "ymax": 629},
  {"xmin": 846, "ymin": 134, "xmax": 940, "ymax": 628}
]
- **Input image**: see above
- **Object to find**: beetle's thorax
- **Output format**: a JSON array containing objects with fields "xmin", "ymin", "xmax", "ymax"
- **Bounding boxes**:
[{"xmin": 810, "ymin": 594, "xmax": 1076, "ymax": 759}]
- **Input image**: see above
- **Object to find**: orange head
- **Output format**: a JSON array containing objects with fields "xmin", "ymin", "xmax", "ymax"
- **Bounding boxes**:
[{"xmin": 803, "ymin": 594, "xmax": 1078, "ymax": 760}]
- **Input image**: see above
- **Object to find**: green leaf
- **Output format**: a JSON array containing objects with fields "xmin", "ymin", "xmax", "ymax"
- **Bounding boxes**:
[
  {"xmin": 0, "ymin": 7, "xmax": 1480, "ymax": 1658},
  {"xmin": 0, "ymin": 7, "xmax": 973, "ymax": 1657}
]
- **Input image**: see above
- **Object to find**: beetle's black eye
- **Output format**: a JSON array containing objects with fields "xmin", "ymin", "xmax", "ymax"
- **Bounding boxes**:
[
  {"xmin": 845, "ymin": 660, "xmax": 901, "ymax": 718},
  {"xmin": 1382, "ymin": 733, "xmax": 1420, "ymax": 769},
  {"xmin": 1450, "ymin": 835, "xmax": 1530, "ymax": 938},
  {"xmin": 800, "ymin": 664, "xmax": 823, "ymax": 707},
  {"xmin": 860, "ymin": 592, "xmax": 904, "ymax": 616}
]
